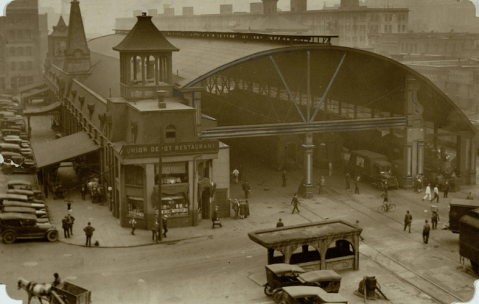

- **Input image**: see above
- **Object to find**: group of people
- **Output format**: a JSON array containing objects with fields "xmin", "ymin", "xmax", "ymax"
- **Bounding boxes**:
[
  {"xmin": 61, "ymin": 214, "xmax": 75, "ymax": 238},
  {"xmin": 344, "ymin": 172, "xmax": 361, "ymax": 194},
  {"xmin": 231, "ymin": 199, "xmax": 250, "ymax": 219},
  {"xmin": 150, "ymin": 217, "xmax": 168, "ymax": 242},
  {"xmin": 403, "ymin": 209, "xmax": 438, "ymax": 244}
]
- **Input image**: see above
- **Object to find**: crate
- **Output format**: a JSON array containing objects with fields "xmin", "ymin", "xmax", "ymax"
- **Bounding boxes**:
[{"xmin": 51, "ymin": 281, "xmax": 91, "ymax": 304}]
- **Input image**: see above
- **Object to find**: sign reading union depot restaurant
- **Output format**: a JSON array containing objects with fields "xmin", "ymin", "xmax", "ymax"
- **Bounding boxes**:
[{"xmin": 121, "ymin": 140, "xmax": 219, "ymax": 158}]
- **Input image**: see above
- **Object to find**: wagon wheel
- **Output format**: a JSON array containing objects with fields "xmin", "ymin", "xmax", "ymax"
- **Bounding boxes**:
[
  {"xmin": 47, "ymin": 230, "xmax": 58, "ymax": 242},
  {"xmin": 264, "ymin": 283, "xmax": 273, "ymax": 296},
  {"xmin": 3, "ymin": 231, "xmax": 16, "ymax": 244},
  {"xmin": 273, "ymin": 290, "xmax": 284, "ymax": 303}
]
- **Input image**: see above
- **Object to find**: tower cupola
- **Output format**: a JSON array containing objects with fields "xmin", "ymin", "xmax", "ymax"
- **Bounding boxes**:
[{"xmin": 113, "ymin": 13, "xmax": 179, "ymax": 101}]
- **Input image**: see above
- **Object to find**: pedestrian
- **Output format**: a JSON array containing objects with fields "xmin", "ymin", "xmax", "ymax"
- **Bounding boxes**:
[
  {"xmin": 62, "ymin": 216, "xmax": 70, "ymax": 238},
  {"xmin": 319, "ymin": 176, "xmax": 325, "ymax": 194},
  {"xmin": 239, "ymin": 201, "xmax": 246, "ymax": 219},
  {"xmin": 432, "ymin": 185, "xmax": 439, "ymax": 203},
  {"xmin": 345, "ymin": 173, "xmax": 350, "ymax": 190},
  {"xmin": 129, "ymin": 218, "xmax": 137, "ymax": 235},
  {"xmin": 67, "ymin": 214, "xmax": 75, "ymax": 236},
  {"xmin": 467, "ymin": 192, "xmax": 474, "ymax": 200},
  {"xmin": 151, "ymin": 220, "xmax": 159, "ymax": 242},
  {"xmin": 423, "ymin": 219, "xmax": 431, "ymax": 244},
  {"xmin": 232, "ymin": 199, "xmax": 239, "ymax": 219},
  {"xmin": 443, "ymin": 181, "xmax": 449, "ymax": 198},
  {"xmin": 242, "ymin": 181, "xmax": 251, "ymax": 199},
  {"xmin": 417, "ymin": 175, "xmax": 423, "ymax": 192},
  {"xmin": 244, "ymin": 200, "xmax": 250, "ymax": 218},
  {"xmin": 354, "ymin": 175, "xmax": 360, "ymax": 194},
  {"xmin": 212, "ymin": 206, "xmax": 222, "ymax": 228},
  {"xmin": 67, "ymin": 202, "xmax": 71, "ymax": 211},
  {"xmin": 52, "ymin": 273, "xmax": 61, "ymax": 287},
  {"xmin": 355, "ymin": 220, "xmax": 364, "ymax": 241},
  {"xmin": 282, "ymin": 170, "xmax": 287, "ymax": 187},
  {"xmin": 81, "ymin": 183, "xmax": 87, "ymax": 200},
  {"xmin": 404, "ymin": 210, "xmax": 412, "ymax": 233},
  {"xmin": 431, "ymin": 211, "xmax": 438, "ymax": 230},
  {"xmin": 83, "ymin": 222, "xmax": 95, "ymax": 247},
  {"xmin": 423, "ymin": 184, "xmax": 431, "ymax": 201},
  {"xmin": 162, "ymin": 215, "xmax": 168, "ymax": 237},
  {"xmin": 232, "ymin": 168, "xmax": 239, "ymax": 184},
  {"xmin": 329, "ymin": 161, "xmax": 333, "ymax": 177},
  {"xmin": 291, "ymin": 193, "xmax": 300, "ymax": 214},
  {"xmin": 276, "ymin": 218, "xmax": 284, "ymax": 227}
]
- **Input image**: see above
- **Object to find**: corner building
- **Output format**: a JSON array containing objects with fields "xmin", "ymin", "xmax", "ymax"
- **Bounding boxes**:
[{"xmin": 42, "ymin": 2, "xmax": 229, "ymax": 230}]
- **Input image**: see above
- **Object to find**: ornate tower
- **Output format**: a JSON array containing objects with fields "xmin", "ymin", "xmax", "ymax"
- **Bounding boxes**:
[
  {"xmin": 113, "ymin": 13, "xmax": 179, "ymax": 101},
  {"xmin": 45, "ymin": 16, "xmax": 68, "ymax": 72},
  {"xmin": 63, "ymin": 0, "xmax": 91, "ymax": 74}
]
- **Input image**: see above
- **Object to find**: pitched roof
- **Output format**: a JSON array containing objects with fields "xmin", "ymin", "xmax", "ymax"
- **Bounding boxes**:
[
  {"xmin": 65, "ymin": 0, "xmax": 90, "ymax": 55},
  {"xmin": 113, "ymin": 16, "xmax": 179, "ymax": 52},
  {"xmin": 51, "ymin": 16, "xmax": 68, "ymax": 38}
]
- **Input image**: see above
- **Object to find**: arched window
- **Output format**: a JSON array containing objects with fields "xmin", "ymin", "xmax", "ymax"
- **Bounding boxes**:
[{"xmin": 165, "ymin": 125, "xmax": 176, "ymax": 142}]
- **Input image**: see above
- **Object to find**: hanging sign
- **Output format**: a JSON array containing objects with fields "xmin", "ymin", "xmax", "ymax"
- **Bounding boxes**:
[{"xmin": 121, "ymin": 140, "xmax": 219, "ymax": 158}]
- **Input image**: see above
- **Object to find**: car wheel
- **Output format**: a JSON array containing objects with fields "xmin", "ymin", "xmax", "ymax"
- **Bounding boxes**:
[
  {"xmin": 47, "ymin": 230, "xmax": 58, "ymax": 242},
  {"xmin": 3, "ymin": 231, "xmax": 16, "ymax": 244},
  {"xmin": 264, "ymin": 284, "xmax": 273, "ymax": 296},
  {"xmin": 273, "ymin": 290, "xmax": 284, "ymax": 303},
  {"xmin": 377, "ymin": 182, "xmax": 384, "ymax": 191}
]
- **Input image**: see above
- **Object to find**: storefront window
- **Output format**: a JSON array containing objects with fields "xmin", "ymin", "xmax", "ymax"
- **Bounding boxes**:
[
  {"xmin": 125, "ymin": 165, "xmax": 144, "ymax": 186},
  {"xmin": 155, "ymin": 162, "xmax": 188, "ymax": 185},
  {"xmin": 128, "ymin": 196, "xmax": 144, "ymax": 218},
  {"xmin": 156, "ymin": 195, "xmax": 189, "ymax": 218}
]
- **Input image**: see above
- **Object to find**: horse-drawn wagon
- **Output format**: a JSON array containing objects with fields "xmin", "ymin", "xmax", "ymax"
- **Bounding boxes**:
[{"xmin": 17, "ymin": 278, "xmax": 91, "ymax": 304}]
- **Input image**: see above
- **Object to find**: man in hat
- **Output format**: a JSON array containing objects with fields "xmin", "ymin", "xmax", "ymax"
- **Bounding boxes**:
[
  {"xmin": 162, "ymin": 215, "xmax": 168, "ymax": 238},
  {"xmin": 423, "ymin": 219, "xmax": 431, "ymax": 244},
  {"xmin": 291, "ymin": 194, "xmax": 300, "ymax": 214},
  {"xmin": 423, "ymin": 184, "xmax": 432, "ymax": 201},
  {"xmin": 404, "ymin": 210, "xmax": 412, "ymax": 233},
  {"xmin": 83, "ymin": 222, "xmax": 95, "ymax": 247},
  {"xmin": 276, "ymin": 218, "xmax": 284, "ymax": 228}
]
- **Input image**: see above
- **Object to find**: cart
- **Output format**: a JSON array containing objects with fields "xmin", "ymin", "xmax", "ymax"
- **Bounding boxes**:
[{"xmin": 51, "ymin": 281, "xmax": 91, "ymax": 304}]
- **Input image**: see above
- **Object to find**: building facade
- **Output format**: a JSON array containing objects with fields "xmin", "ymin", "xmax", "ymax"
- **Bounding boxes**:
[
  {"xmin": 42, "ymin": 2, "xmax": 230, "ymax": 230},
  {"xmin": 0, "ymin": 0, "xmax": 47, "ymax": 93},
  {"xmin": 114, "ymin": 0, "xmax": 408, "ymax": 48}
]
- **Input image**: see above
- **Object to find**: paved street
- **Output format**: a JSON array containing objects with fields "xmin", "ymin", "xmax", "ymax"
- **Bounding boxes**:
[{"xmin": 0, "ymin": 109, "xmax": 478, "ymax": 303}]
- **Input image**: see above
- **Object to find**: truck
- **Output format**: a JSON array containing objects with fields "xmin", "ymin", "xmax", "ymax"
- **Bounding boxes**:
[
  {"xmin": 449, "ymin": 199, "xmax": 479, "ymax": 233},
  {"xmin": 348, "ymin": 150, "xmax": 399, "ymax": 190},
  {"xmin": 459, "ymin": 208, "xmax": 479, "ymax": 274}
]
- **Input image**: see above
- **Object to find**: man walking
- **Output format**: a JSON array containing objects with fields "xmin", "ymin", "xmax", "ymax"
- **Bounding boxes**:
[
  {"xmin": 66, "ymin": 214, "xmax": 75, "ymax": 236},
  {"xmin": 232, "ymin": 199, "xmax": 240, "ymax": 219},
  {"xmin": 328, "ymin": 161, "xmax": 333, "ymax": 177},
  {"xmin": 162, "ymin": 215, "xmax": 168, "ymax": 237},
  {"xmin": 62, "ymin": 216, "xmax": 70, "ymax": 238},
  {"xmin": 232, "ymin": 168, "xmax": 239, "ymax": 184},
  {"xmin": 276, "ymin": 218, "xmax": 284, "ymax": 227},
  {"xmin": 431, "ymin": 211, "xmax": 439, "ymax": 230},
  {"xmin": 354, "ymin": 175, "xmax": 360, "ymax": 194},
  {"xmin": 151, "ymin": 220, "xmax": 159, "ymax": 242},
  {"xmin": 291, "ymin": 194, "xmax": 300, "ymax": 214},
  {"xmin": 423, "ymin": 184, "xmax": 431, "ymax": 201},
  {"xmin": 431, "ymin": 185, "xmax": 439, "ymax": 203},
  {"xmin": 423, "ymin": 219, "xmax": 431, "ymax": 244},
  {"xmin": 282, "ymin": 170, "xmax": 287, "ymax": 187},
  {"xmin": 319, "ymin": 176, "xmax": 325, "ymax": 194},
  {"xmin": 404, "ymin": 210, "xmax": 412, "ymax": 233},
  {"xmin": 443, "ymin": 181, "xmax": 450, "ymax": 198},
  {"xmin": 129, "ymin": 218, "xmax": 137, "ymax": 235},
  {"xmin": 81, "ymin": 183, "xmax": 87, "ymax": 200},
  {"xmin": 242, "ymin": 181, "xmax": 251, "ymax": 199},
  {"xmin": 83, "ymin": 222, "xmax": 95, "ymax": 247}
]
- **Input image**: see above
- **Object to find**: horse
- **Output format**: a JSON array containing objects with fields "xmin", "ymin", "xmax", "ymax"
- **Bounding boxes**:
[{"xmin": 17, "ymin": 277, "xmax": 52, "ymax": 304}]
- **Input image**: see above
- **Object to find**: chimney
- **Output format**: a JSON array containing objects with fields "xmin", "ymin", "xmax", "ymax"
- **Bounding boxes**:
[{"xmin": 157, "ymin": 90, "xmax": 167, "ymax": 108}]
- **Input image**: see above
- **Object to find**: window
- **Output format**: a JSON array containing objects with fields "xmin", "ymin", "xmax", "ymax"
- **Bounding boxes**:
[
  {"xmin": 155, "ymin": 162, "xmax": 188, "ymax": 185},
  {"xmin": 17, "ymin": 30, "xmax": 23, "ymax": 39},
  {"xmin": 128, "ymin": 196, "xmax": 144, "ymax": 218},
  {"xmin": 10, "ymin": 48, "xmax": 15, "ymax": 56},
  {"xmin": 125, "ymin": 165, "xmax": 144, "ymax": 186},
  {"xmin": 19, "ymin": 62, "xmax": 24, "ymax": 70},
  {"xmin": 27, "ymin": 61, "xmax": 32, "ymax": 70},
  {"xmin": 18, "ymin": 47, "xmax": 23, "ymax": 56},
  {"xmin": 11, "ymin": 62, "xmax": 15, "ymax": 71},
  {"xmin": 25, "ymin": 30, "xmax": 31, "ymax": 40},
  {"xmin": 165, "ymin": 125, "xmax": 176, "ymax": 142}
]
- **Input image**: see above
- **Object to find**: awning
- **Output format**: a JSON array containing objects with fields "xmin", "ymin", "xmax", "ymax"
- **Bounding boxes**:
[
  {"xmin": 32, "ymin": 132, "xmax": 100, "ymax": 168},
  {"xmin": 20, "ymin": 87, "xmax": 49, "ymax": 100},
  {"xmin": 23, "ymin": 101, "xmax": 61, "ymax": 116},
  {"xmin": 17, "ymin": 81, "xmax": 46, "ymax": 93}
]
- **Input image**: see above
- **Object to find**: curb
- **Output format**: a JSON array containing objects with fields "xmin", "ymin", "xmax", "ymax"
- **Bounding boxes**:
[{"xmin": 56, "ymin": 234, "xmax": 207, "ymax": 248}]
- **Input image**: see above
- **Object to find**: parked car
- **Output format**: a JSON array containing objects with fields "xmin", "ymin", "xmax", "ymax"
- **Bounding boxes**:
[
  {"xmin": 7, "ymin": 180, "xmax": 32, "ymax": 190},
  {"xmin": 349, "ymin": 150, "xmax": 399, "ymax": 190},
  {"xmin": 273, "ymin": 286, "xmax": 348, "ymax": 304},
  {"xmin": 0, "ymin": 212, "xmax": 58, "ymax": 244},
  {"xmin": 2, "ymin": 155, "xmax": 36, "ymax": 174}
]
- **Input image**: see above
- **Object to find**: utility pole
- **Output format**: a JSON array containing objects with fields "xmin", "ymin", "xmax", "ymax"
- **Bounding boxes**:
[{"xmin": 158, "ymin": 133, "xmax": 163, "ymax": 241}]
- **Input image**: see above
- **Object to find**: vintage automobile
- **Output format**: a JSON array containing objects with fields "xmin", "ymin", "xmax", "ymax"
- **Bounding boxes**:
[
  {"xmin": 2, "ymin": 200, "xmax": 46, "ymax": 211},
  {"xmin": 7, "ymin": 180, "xmax": 32, "ymax": 190},
  {"xmin": 2, "ymin": 155, "xmax": 36, "ymax": 174},
  {"xmin": 273, "ymin": 286, "xmax": 348, "ymax": 304},
  {"xmin": 7, "ymin": 189, "xmax": 34, "ymax": 199},
  {"xmin": 0, "ymin": 143, "xmax": 21, "ymax": 154},
  {"xmin": 2, "ymin": 135, "xmax": 23, "ymax": 145},
  {"xmin": 0, "ymin": 193, "xmax": 29, "ymax": 204},
  {"xmin": 2, "ymin": 206, "xmax": 47, "ymax": 218},
  {"xmin": 0, "ymin": 212, "xmax": 58, "ymax": 244},
  {"xmin": 264, "ymin": 264, "xmax": 342, "ymax": 296},
  {"xmin": 460, "ymin": 208, "xmax": 479, "ymax": 274},
  {"xmin": 349, "ymin": 150, "xmax": 399, "ymax": 190}
]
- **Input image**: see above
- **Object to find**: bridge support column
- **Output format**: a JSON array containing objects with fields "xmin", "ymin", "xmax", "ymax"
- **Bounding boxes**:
[{"xmin": 299, "ymin": 132, "xmax": 315, "ymax": 198}]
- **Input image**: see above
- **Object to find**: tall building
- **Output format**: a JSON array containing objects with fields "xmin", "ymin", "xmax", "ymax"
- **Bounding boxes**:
[{"xmin": 0, "ymin": 0, "xmax": 47, "ymax": 93}]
